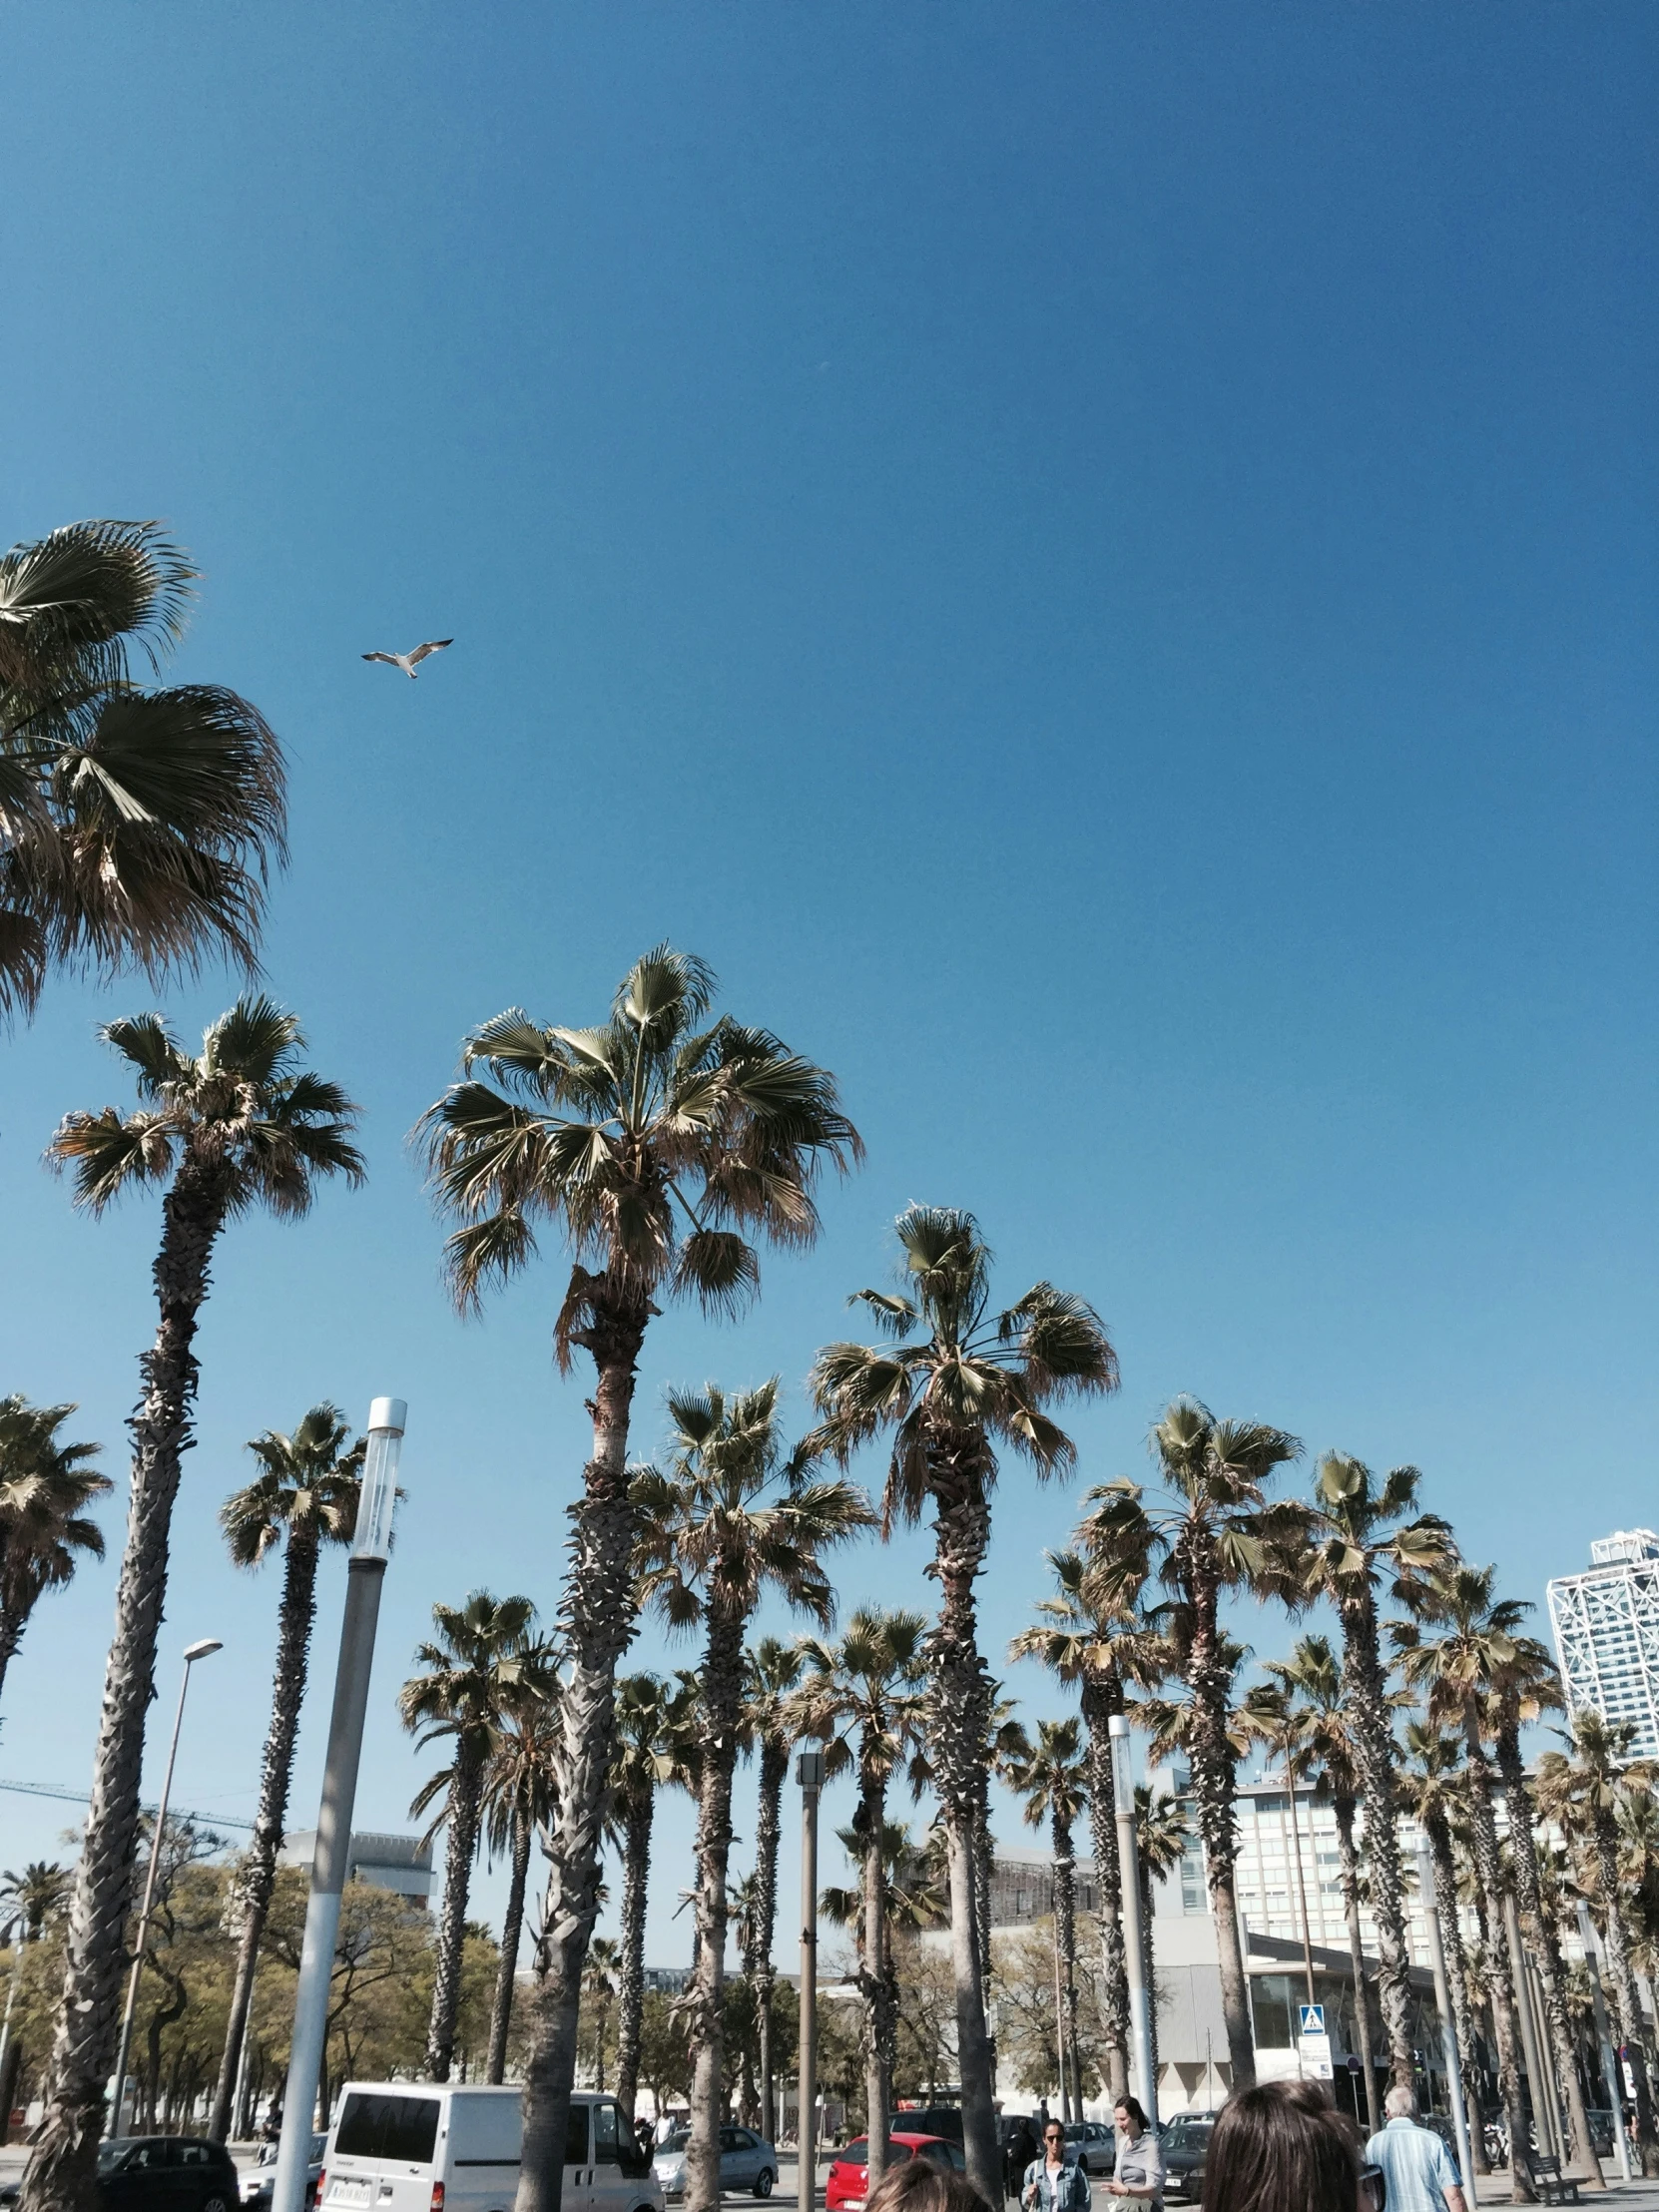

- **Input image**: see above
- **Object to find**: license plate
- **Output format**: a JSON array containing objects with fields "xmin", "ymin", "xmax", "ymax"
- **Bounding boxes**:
[{"xmin": 328, "ymin": 2184, "xmax": 372, "ymax": 2206}]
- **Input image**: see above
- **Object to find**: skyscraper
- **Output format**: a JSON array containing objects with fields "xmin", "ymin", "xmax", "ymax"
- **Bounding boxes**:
[{"xmin": 1546, "ymin": 1529, "xmax": 1659, "ymax": 1758}]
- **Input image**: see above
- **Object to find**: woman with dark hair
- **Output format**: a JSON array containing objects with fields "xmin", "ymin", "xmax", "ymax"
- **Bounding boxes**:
[
  {"xmin": 1107, "ymin": 2100, "xmax": 1163, "ymax": 2206},
  {"xmin": 1201, "ymin": 2083, "xmax": 1361, "ymax": 2212},
  {"xmin": 867, "ymin": 2155, "xmax": 995, "ymax": 2212}
]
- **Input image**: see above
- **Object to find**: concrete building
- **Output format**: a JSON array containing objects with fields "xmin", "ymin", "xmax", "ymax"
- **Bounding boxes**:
[
  {"xmin": 1547, "ymin": 1529, "xmax": 1659, "ymax": 1759},
  {"xmin": 278, "ymin": 1828, "xmax": 433, "ymax": 1902}
]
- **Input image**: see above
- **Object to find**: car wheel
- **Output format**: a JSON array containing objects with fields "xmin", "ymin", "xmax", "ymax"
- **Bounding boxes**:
[
  {"xmin": 204, "ymin": 2194, "xmax": 234, "ymax": 2212},
  {"xmin": 755, "ymin": 2171, "xmax": 775, "ymax": 2199}
]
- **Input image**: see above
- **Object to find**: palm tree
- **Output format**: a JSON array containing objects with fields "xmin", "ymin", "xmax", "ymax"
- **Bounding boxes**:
[
  {"xmin": 24, "ymin": 1000, "xmax": 361, "ymax": 2212},
  {"xmin": 401, "ymin": 1593, "xmax": 548, "ymax": 2083},
  {"xmin": 999, "ymin": 1719, "xmax": 1089, "ymax": 2122},
  {"xmin": 1535, "ymin": 1711, "xmax": 1659, "ymax": 2175},
  {"xmin": 582, "ymin": 1940, "xmax": 621, "ymax": 2091},
  {"xmin": 0, "ymin": 519, "xmax": 287, "ymax": 1021},
  {"xmin": 208, "ymin": 1404, "xmax": 363, "ymax": 2139},
  {"xmin": 1080, "ymin": 1399, "xmax": 1301, "ymax": 2090},
  {"xmin": 740, "ymin": 1639, "xmax": 804, "ymax": 2141},
  {"xmin": 483, "ymin": 1692, "xmax": 562, "ymax": 2086},
  {"xmin": 419, "ymin": 944, "xmax": 858, "ymax": 2212},
  {"xmin": 792, "ymin": 1608, "xmax": 927, "ymax": 2179},
  {"xmin": 1008, "ymin": 1548, "xmax": 1167, "ymax": 2100},
  {"xmin": 806, "ymin": 1205, "xmax": 1119, "ymax": 2201},
  {"xmin": 0, "ymin": 1397, "xmax": 107, "ymax": 1713},
  {"xmin": 1399, "ymin": 1723, "xmax": 1489, "ymax": 2174},
  {"xmin": 1255, "ymin": 1635, "xmax": 1382, "ymax": 2132},
  {"xmin": 634, "ymin": 1381, "xmax": 871, "ymax": 2212},
  {"xmin": 609, "ymin": 1672, "xmax": 677, "ymax": 2123},
  {"xmin": 1392, "ymin": 1564, "xmax": 1535, "ymax": 2200},
  {"xmin": 1133, "ymin": 1786, "xmax": 1192, "ymax": 2077},
  {"xmin": 1489, "ymin": 1638, "xmax": 1603, "ymax": 2190},
  {"xmin": 1292, "ymin": 1452, "xmax": 1452, "ymax": 2089},
  {"xmin": 0, "ymin": 1866, "xmax": 69, "ymax": 1944}
]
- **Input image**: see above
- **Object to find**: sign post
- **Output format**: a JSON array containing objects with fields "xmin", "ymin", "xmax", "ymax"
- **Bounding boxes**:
[{"xmin": 1297, "ymin": 2003, "xmax": 1334, "ymax": 2081}]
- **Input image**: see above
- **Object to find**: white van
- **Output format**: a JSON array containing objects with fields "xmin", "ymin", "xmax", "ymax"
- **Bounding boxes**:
[{"xmin": 320, "ymin": 2085, "xmax": 662, "ymax": 2212}]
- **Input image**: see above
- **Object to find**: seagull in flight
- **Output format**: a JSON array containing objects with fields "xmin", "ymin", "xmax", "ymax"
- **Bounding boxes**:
[{"xmin": 361, "ymin": 638, "xmax": 453, "ymax": 679}]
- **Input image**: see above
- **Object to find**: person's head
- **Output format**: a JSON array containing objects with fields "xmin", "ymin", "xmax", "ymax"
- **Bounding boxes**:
[
  {"xmin": 1384, "ymin": 2087, "xmax": 1418, "ymax": 2122},
  {"xmin": 1041, "ymin": 2120, "xmax": 1067, "ymax": 2159},
  {"xmin": 1115, "ymin": 2099, "xmax": 1151, "ymax": 2139},
  {"xmin": 1201, "ymin": 2083, "xmax": 1360, "ymax": 2212},
  {"xmin": 865, "ymin": 2158, "xmax": 991, "ymax": 2212}
]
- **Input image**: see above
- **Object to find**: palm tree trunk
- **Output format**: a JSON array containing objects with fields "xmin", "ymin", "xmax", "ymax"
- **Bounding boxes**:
[
  {"xmin": 1051, "ymin": 1812, "xmax": 1081, "ymax": 2125},
  {"xmin": 615, "ymin": 1796, "xmax": 653, "ymax": 2124},
  {"xmin": 1592, "ymin": 1817, "xmax": 1659, "ymax": 2175},
  {"xmin": 514, "ymin": 1286, "xmax": 647, "ymax": 2212},
  {"xmin": 1494, "ymin": 1735, "xmax": 1601, "ymax": 2188},
  {"xmin": 1080, "ymin": 1678, "xmax": 1130, "ymax": 2097},
  {"xmin": 21, "ymin": 1160, "xmax": 229, "ymax": 2212},
  {"xmin": 1333, "ymin": 1793, "xmax": 1381, "ymax": 2134},
  {"xmin": 429, "ymin": 1752, "xmax": 487, "ymax": 2080},
  {"xmin": 488, "ymin": 1807, "xmax": 534, "ymax": 2085},
  {"xmin": 1338, "ymin": 1590, "xmax": 1414, "ymax": 2088},
  {"xmin": 1461, "ymin": 1730, "xmax": 1533, "ymax": 2201},
  {"xmin": 859, "ymin": 1773, "xmax": 893, "ymax": 2187},
  {"xmin": 972, "ymin": 1761, "xmax": 995, "ymax": 2061},
  {"xmin": 753, "ymin": 1738, "xmax": 787, "ymax": 2145},
  {"xmin": 210, "ymin": 1527, "xmax": 321, "ymax": 2140},
  {"xmin": 686, "ymin": 1602, "xmax": 745, "ymax": 2212},
  {"xmin": 1426, "ymin": 1816, "xmax": 1488, "ymax": 2174},
  {"xmin": 1137, "ymin": 1859, "xmax": 1160, "ymax": 2078},
  {"xmin": 925, "ymin": 1459, "xmax": 1000, "ymax": 2207},
  {"xmin": 1181, "ymin": 1533, "xmax": 1253, "ymax": 2090}
]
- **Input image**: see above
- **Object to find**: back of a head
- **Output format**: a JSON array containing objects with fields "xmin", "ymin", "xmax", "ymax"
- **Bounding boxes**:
[
  {"xmin": 1201, "ymin": 2084, "xmax": 1359, "ymax": 2212},
  {"xmin": 865, "ymin": 2156, "xmax": 992, "ymax": 2212},
  {"xmin": 1384, "ymin": 2087, "xmax": 1418, "ymax": 2123}
]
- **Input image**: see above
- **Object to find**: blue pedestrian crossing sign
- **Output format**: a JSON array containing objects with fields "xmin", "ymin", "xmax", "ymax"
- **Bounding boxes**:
[{"xmin": 1299, "ymin": 2004, "xmax": 1326, "ymax": 2035}]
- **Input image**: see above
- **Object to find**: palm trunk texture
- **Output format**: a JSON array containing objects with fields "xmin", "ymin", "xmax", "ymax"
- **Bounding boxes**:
[
  {"xmin": 1080, "ymin": 1678, "xmax": 1130, "ymax": 2098},
  {"xmin": 614, "ymin": 1796, "xmax": 653, "ymax": 2123},
  {"xmin": 858, "ymin": 1773, "xmax": 893, "ymax": 2187},
  {"xmin": 1051, "ymin": 1811, "xmax": 1080, "ymax": 2123},
  {"xmin": 514, "ymin": 1288, "xmax": 647, "ymax": 2212},
  {"xmin": 1179, "ymin": 1529, "xmax": 1253, "ymax": 2090},
  {"xmin": 1461, "ymin": 1730, "xmax": 1534, "ymax": 2202},
  {"xmin": 210, "ymin": 1527, "xmax": 321, "ymax": 2141},
  {"xmin": 1426, "ymin": 1817, "xmax": 1488, "ymax": 2176},
  {"xmin": 685, "ymin": 1600, "xmax": 745, "ymax": 2212},
  {"xmin": 22, "ymin": 1162, "xmax": 229, "ymax": 2212},
  {"xmin": 1333, "ymin": 1793, "xmax": 1381, "ymax": 2134},
  {"xmin": 488, "ymin": 1807, "xmax": 534, "ymax": 2086},
  {"xmin": 752, "ymin": 1738, "xmax": 787, "ymax": 2144},
  {"xmin": 427, "ymin": 1754, "xmax": 486, "ymax": 2080},
  {"xmin": 1592, "ymin": 1815, "xmax": 1659, "ymax": 2175},
  {"xmin": 1339, "ymin": 1591, "xmax": 1415, "ymax": 2089},
  {"xmin": 1137, "ymin": 1861, "xmax": 1160, "ymax": 2078}
]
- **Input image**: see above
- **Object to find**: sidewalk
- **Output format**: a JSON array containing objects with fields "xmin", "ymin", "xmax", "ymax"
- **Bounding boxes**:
[{"xmin": 1472, "ymin": 2166, "xmax": 1659, "ymax": 2208}]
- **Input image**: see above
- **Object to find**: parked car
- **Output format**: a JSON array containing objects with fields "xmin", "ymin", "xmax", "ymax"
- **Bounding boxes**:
[
  {"xmin": 243, "ymin": 2134, "xmax": 327, "ymax": 2211},
  {"xmin": 893, "ymin": 2110, "xmax": 963, "ymax": 2145},
  {"xmin": 651, "ymin": 2125, "xmax": 778, "ymax": 2200},
  {"xmin": 1060, "ymin": 2123, "xmax": 1113, "ymax": 2175},
  {"xmin": 827, "ymin": 2134, "xmax": 965, "ymax": 2212},
  {"xmin": 1159, "ymin": 2112, "xmax": 1220, "ymax": 2203},
  {"xmin": 322, "ymin": 2083, "xmax": 660, "ymax": 2212},
  {"xmin": 91, "ymin": 2139, "xmax": 241, "ymax": 2212}
]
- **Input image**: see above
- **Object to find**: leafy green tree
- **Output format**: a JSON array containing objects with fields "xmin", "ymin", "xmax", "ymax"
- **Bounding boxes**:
[
  {"xmin": 634, "ymin": 1380, "xmax": 870, "ymax": 2212},
  {"xmin": 0, "ymin": 519, "xmax": 286, "ymax": 1021},
  {"xmin": 210, "ymin": 1405, "xmax": 363, "ymax": 2140},
  {"xmin": 0, "ymin": 1398, "xmax": 107, "ymax": 1714},
  {"xmin": 999, "ymin": 1719, "xmax": 1089, "ymax": 2122},
  {"xmin": 483, "ymin": 1690, "xmax": 561, "ymax": 2084},
  {"xmin": 26, "ymin": 1001, "xmax": 361, "ymax": 2212},
  {"xmin": 740, "ymin": 1638, "xmax": 804, "ymax": 2141},
  {"xmin": 807, "ymin": 1205, "xmax": 1118, "ymax": 2200},
  {"xmin": 420, "ymin": 944, "xmax": 858, "ymax": 2212}
]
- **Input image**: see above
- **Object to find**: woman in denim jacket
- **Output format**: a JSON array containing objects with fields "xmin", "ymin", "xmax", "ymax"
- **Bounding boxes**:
[{"xmin": 1023, "ymin": 2123, "xmax": 1092, "ymax": 2212}]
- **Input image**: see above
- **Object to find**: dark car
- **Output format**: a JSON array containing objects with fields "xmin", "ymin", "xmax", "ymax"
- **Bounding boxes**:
[
  {"xmin": 1159, "ymin": 2113, "xmax": 1220, "ymax": 2203},
  {"xmin": 895, "ymin": 2109, "xmax": 964, "ymax": 2145},
  {"xmin": 94, "ymin": 2138, "xmax": 240, "ymax": 2212}
]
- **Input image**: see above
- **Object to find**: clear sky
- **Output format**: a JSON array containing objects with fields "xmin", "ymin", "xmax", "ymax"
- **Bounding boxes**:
[{"xmin": 1, "ymin": 6, "xmax": 1655, "ymax": 1977}]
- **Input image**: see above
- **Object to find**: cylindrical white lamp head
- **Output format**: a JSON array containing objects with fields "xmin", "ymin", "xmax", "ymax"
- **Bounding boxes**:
[
  {"xmin": 184, "ymin": 1638, "xmax": 224, "ymax": 1663},
  {"xmin": 351, "ymin": 1396, "xmax": 407, "ymax": 1562},
  {"xmin": 1108, "ymin": 1712, "xmax": 1135, "ymax": 1817}
]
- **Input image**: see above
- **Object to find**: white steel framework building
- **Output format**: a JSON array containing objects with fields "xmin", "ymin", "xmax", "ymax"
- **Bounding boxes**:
[{"xmin": 1547, "ymin": 1529, "xmax": 1659, "ymax": 1760}]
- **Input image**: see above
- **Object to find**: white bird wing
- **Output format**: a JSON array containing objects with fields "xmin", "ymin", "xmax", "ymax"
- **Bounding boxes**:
[
  {"xmin": 407, "ymin": 638, "xmax": 454, "ymax": 665},
  {"xmin": 361, "ymin": 652, "xmax": 400, "ymax": 666}
]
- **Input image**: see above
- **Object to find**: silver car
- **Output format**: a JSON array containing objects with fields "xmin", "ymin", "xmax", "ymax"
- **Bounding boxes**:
[{"xmin": 652, "ymin": 2127, "xmax": 778, "ymax": 2200}]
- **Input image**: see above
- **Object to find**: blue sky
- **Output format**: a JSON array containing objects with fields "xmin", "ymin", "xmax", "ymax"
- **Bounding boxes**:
[{"xmin": 1, "ymin": 5, "xmax": 1654, "ymax": 1974}]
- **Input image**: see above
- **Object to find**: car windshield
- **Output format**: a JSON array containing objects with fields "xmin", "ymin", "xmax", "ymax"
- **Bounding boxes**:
[
  {"xmin": 659, "ymin": 2133, "xmax": 690, "ymax": 2155},
  {"xmin": 1166, "ymin": 2121, "xmax": 1213, "ymax": 2150},
  {"xmin": 839, "ymin": 2141, "xmax": 869, "ymax": 2164},
  {"xmin": 97, "ymin": 2146, "xmax": 131, "ymax": 2175}
]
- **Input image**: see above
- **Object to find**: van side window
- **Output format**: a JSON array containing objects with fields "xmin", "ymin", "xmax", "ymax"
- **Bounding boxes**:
[
  {"xmin": 593, "ymin": 2105, "xmax": 620, "ymax": 2164},
  {"xmin": 565, "ymin": 2108, "xmax": 589, "ymax": 2166}
]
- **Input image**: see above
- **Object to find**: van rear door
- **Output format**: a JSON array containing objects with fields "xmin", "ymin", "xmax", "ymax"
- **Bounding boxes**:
[{"xmin": 326, "ymin": 2089, "xmax": 443, "ymax": 2212}]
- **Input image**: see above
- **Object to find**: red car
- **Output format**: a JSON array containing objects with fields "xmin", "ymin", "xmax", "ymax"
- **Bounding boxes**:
[{"xmin": 827, "ymin": 2134, "xmax": 967, "ymax": 2212}]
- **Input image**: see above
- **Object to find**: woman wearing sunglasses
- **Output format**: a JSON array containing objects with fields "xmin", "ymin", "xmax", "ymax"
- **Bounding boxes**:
[{"xmin": 1022, "ymin": 2125, "xmax": 1091, "ymax": 2212}]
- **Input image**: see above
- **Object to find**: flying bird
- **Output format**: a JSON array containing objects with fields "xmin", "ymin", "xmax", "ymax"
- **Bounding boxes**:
[{"xmin": 361, "ymin": 638, "xmax": 453, "ymax": 679}]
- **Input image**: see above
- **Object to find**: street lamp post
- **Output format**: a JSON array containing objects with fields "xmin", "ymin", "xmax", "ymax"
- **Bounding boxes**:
[
  {"xmin": 1576, "ymin": 1901, "xmax": 1633, "ymax": 2183},
  {"xmin": 1414, "ymin": 1841, "xmax": 1474, "ymax": 2196},
  {"xmin": 797, "ymin": 1749, "xmax": 824, "ymax": 2212},
  {"xmin": 109, "ymin": 1637, "xmax": 223, "ymax": 2137},
  {"xmin": 1108, "ymin": 1716, "xmax": 1158, "ymax": 2126},
  {"xmin": 271, "ymin": 1398, "xmax": 405, "ymax": 2212}
]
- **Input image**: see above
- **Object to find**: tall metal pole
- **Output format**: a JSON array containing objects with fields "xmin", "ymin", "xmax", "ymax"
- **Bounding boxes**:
[
  {"xmin": 272, "ymin": 1398, "xmax": 405, "ymax": 2212},
  {"xmin": 1577, "ymin": 1901, "xmax": 1632, "ymax": 2183},
  {"xmin": 1109, "ymin": 1717, "xmax": 1158, "ymax": 2126},
  {"xmin": 797, "ymin": 1751, "xmax": 824, "ymax": 2212},
  {"xmin": 109, "ymin": 1637, "xmax": 223, "ymax": 2137},
  {"xmin": 1415, "ymin": 1841, "xmax": 1474, "ymax": 2196},
  {"xmin": 1284, "ymin": 1764, "xmax": 1318, "ymax": 2010}
]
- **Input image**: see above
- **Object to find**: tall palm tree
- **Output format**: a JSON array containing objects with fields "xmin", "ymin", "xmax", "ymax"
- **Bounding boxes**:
[
  {"xmin": 634, "ymin": 1381, "xmax": 871, "ymax": 2212},
  {"xmin": 1133, "ymin": 1786, "xmax": 1192, "ymax": 2078},
  {"xmin": 1290, "ymin": 1452, "xmax": 1452, "ymax": 2089},
  {"xmin": 1081, "ymin": 1399, "xmax": 1301, "ymax": 2090},
  {"xmin": 1489, "ymin": 1638, "xmax": 1602, "ymax": 2190},
  {"xmin": 806, "ymin": 1205, "xmax": 1119, "ymax": 2202},
  {"xmin": 401, "ymin": 1593, "xmax": 548, "ymax": 2083},
  {"xmin": 24, "ymin": 999, "xmax": 361, "ymax": 2212},
  {"xmin": 419, "ymin": 944, "xmax": 858, "ymax": 2212},
  {"xmin": 1008, "ymin": 1549, "xmax": 1167, "ymax": 2100},
  {"xmin": 792, "ymin": 1608, "xmax": 927, "ymax": 2180},
  {"xmin": 1392, "ymin": 1564, "xmax": 1535, "ymax": 2201},
  {"xmin": 208, "ymin": 1404, "xmax": 363, "ymax": 2140},
  {"xmin": 0, "ymin": 519, "xmax": 286, "ymax": 1022},
  {"xmin": 484, "ymin": 1692, "xmax": 562, "ymax": 2086},
  {"xmin": 1535, "ymin": 1712, "xmax": 1659, "ymax": 2175},
  {"xmin": 0, "ymin": 1397, "xmax": 107, "ymax": 1713},
  {"xmin": 609, "ymin": 1672, "xmax": 677, "ymax": 2123},
  {"xmin": 999, "ymin": 1719, "xmax": 1089, "ymax": 2122},
  {"xmin": 1255, "ymin": 1635, "xmax": 1382, "ymax": 2132},
  {"xmin": 740, "ymin": 1638, "xmax": 804, "ymax": 2141},
  {"xmin": 1399, "ymin": 1723, "xmax": 1489, "ymax": 2175}
]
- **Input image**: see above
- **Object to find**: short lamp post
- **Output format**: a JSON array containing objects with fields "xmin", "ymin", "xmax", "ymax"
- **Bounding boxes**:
[
  {"xmin": 1108, "ymin": 1715, "xmax": 1158, "ymax": 2126},
  {"xmin": 109, "ymin": 1637, "xmax": 223, "ymax": 2137},
  {"xmin": 272, "ymin": 1398, "xmax": 405, "ymax": 2212},
  {"xmin": 797, "ymin": 1748, "xmax": 825, "ymax": 2212}
]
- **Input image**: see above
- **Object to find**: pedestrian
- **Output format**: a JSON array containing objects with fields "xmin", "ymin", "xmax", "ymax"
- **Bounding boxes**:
[
  {"xmin": 1105, "ymin": 2098, "xmax": 1163, "ymax": 2206},
  {"xmin": 1200, "ymin": 2082, "xmax": 1359, "ymax": 2212},
  {"xmin": 1004, "ymin": 2118, "xmax": 1040, "ymax": 2202},
  {"xmin": 1024, "ymin": 2120, "xmax": 1091, "ymax": 2212},
  {"xmin": 867, "ymin": 2155, "xmax": 993, "ymax": 2212},
  {"xmin": 1364, "ymin": 2086, "xmax": 1467, "ymax": 2212}
]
